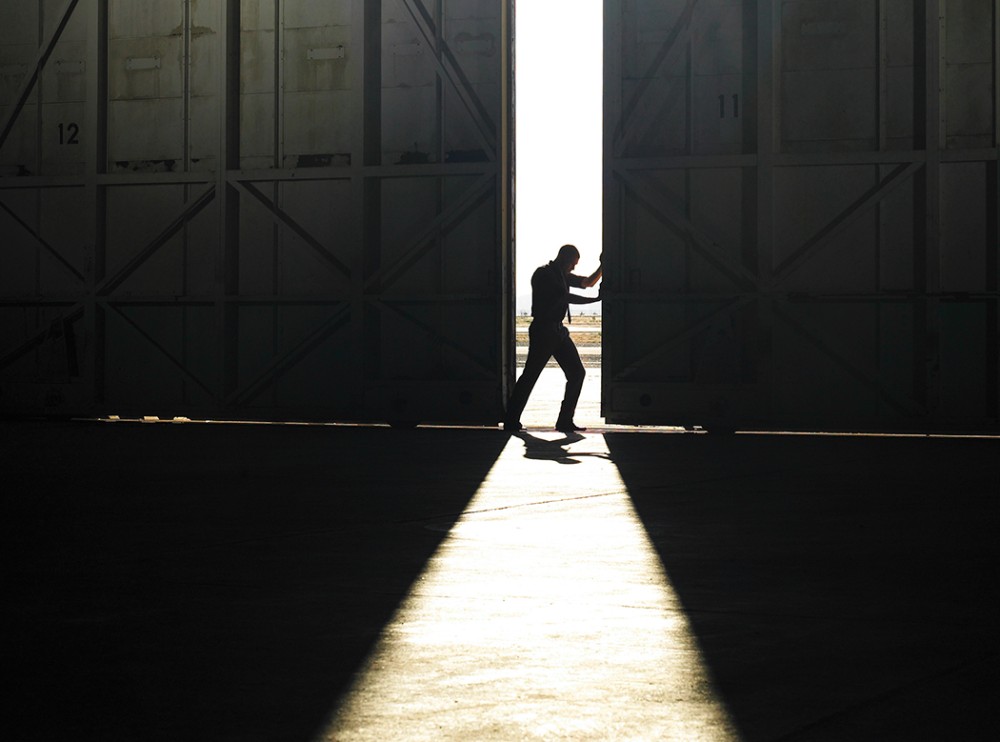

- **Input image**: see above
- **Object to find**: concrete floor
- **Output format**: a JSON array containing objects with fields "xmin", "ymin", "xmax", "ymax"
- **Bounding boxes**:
[{"xmin": 2, "ymin": 420, "xmax": 998, "ymax": 741}]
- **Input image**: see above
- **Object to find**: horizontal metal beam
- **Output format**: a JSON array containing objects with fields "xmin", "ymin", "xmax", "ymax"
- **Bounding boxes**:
[
  {"xmin": 98, "ymin": 173, "xmax": 216, "ymax": 186},
  {"xmin": 363, "ymin": 293, "xmax": 498, "ymax": 303},
  {"xmin": 231, "ymin": 169, "xmax": 354, "ymax": 184},
  {"xmin": 0, "ymin": 162, "xmax": 505, "ymax": 191},
  {"xmin": 774, "ymin": 152, "xmax": 926, "ymax": 167},
  {"xmin": 0, "ymin": 298, "xmax": 85, "ymax": 306},
  {"xmin": 0, "ymin": 178, "xmax": 86, "ymax": 190},
  {"xmin": 605, "ymin": 292, "xmax": 1000, "ymax": 302},
  {"xmin": 230, "ymin": 162, "xmax": 499, "ymax": 183},
  {"xmin": 777, "ymin": 150, "xmax": 997, "ymax": 166},
  {"xmin": 613, "ymin": 150, "xmax": 1000, "ymax": 172},
  {"xmin": 363, "ymin": 162, "xmax": 499, "ymax": 178},
  {"xmin": 10, "ymin": 292, "xmax": 976, "ymax": 308},
  {"xmin": 614, "ymin": 154, "xmax": 758, "ymax": 171}
]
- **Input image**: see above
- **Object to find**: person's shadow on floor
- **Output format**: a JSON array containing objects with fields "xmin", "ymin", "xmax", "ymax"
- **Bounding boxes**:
[{"xmin": 514, "ymin": 430, "xmax": 586, "ymax": 464}]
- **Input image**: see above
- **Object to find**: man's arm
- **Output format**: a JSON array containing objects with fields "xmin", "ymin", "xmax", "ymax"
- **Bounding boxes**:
[
  {"xmin": 568, "ymin": 294, "xmax": 601, "ymax": 305},
  {"xmin": 580, "ymin": 262, "xmax": 603, "ymax": 289},
  {"xmin": 568, "ymin": 260, "xmax": 603, "ymax": 290}
]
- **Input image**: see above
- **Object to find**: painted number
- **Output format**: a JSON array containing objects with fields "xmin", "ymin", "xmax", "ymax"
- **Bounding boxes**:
[
  {"xmin": 718, "ymin": 94, "xmax": 740, "ymax": 119},
  {"xmin": 58, "ymin": 122, "xmax": 80, "ymax": 145}
]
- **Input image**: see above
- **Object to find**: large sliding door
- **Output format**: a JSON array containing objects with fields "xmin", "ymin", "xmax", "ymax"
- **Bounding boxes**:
[
  {"xmin": 1, "ymin": 0, "xmax": 514, "ymax": 424},
  {"xmin": 603, "ymin": 0, "xmax": 999, "ymax": 431}
]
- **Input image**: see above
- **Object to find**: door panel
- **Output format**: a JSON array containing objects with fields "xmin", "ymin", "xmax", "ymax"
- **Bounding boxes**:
[
  {"xmin": 1, "ymin": 0, "xmax": 513, "ymax": 423},
  {"xmin": 604, "ymin": 0, "xmax": 999, "ymax": 431}
]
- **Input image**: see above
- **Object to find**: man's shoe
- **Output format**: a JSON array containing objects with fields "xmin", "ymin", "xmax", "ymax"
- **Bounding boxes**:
[{"xmin": 555, "ymin": 420, "xmax": 586, "ymax": 433}]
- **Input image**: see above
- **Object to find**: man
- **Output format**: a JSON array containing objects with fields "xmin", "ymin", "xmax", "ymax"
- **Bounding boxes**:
[{"xmin": 505, "ymin": 244, "xmax": 602, "ymax": 433}]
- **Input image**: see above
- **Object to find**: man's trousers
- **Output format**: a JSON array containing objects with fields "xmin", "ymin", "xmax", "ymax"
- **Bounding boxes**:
[{"xmin": 505, "ymin": 320, "xmax": 585, "ymax": 426}]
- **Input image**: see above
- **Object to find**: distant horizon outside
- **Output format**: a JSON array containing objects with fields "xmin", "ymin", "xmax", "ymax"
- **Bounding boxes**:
[{"xmin": 515, "ymin": 2, "xmax": 603, "ymax": 316}]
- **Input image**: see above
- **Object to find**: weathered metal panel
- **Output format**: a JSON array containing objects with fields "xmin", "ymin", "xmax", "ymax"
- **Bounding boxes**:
[
  {"xmin": 781, "ymin": 0, "xmax": 878, "ymax": 152},
  {"xmin": 605, "ymin": 0, "xmax": 999, "ymax": 431},
  {"xmin": 281, "ymin": 0, "xmax": 353, "ymax": 166},
  {"xmin": 945, "ymin": 0, "xmax": 994, "ymax": 149},
  {"xmin": 238, "ymin": 2, "xmax": 276, "ymax": 169},
  {"xmin": 1, "ymin": 0, "xmax": 513, "ymax": 424}
]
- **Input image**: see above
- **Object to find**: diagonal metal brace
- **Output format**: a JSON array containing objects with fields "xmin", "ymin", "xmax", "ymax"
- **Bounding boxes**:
[
  {"xmin": 613, "ymin": 0, "xmax": 699, "ymax": 157},
  {"xmin": 0, "ymin": 197, "xmax": 85, "ymax": 282},
  {"xmin": 615, "ymin": 296, "xmax": 754, "ymax": 381},
  {"xmin": 227, "ymin": 303, "xmax": 352, "ymax": 408},
  {"xmin": 373, "ymin": 299, "xmax": 495, "ymax": 377},
  {"xmin": 397, "ymin": 0, "xmax": 498, "ymax": 159},
  {"xmin": 0, "ymin": 304, "xmax": 84, "ymax": 372},
  {"xmin": 769, "ymin": 162, "xmax": 923, "ymax": 289},
  {"xmin": 365, "ymin": 172, "xmax": 495, "ymax": 292},
  {"xmin": 106, "ymin": 303, "xmax": 215, "ymax": 398},
  {"xmin": 98, "ymin": 185, "xmax": 216, "ymax": 296},
  {"xmin": 771, "ymin": 300, "xmax": 925, "ymax": 418},
  {"xmin": 617, "ymin": 165, "xmax": 760, "ymax": 291},
  {"xmin": 0, "ymin": 0, "xmax": 81, "ymax": 152},
  {"xmin": 232, "ymin": 180, "xmax": 353, "ymax": 281}
]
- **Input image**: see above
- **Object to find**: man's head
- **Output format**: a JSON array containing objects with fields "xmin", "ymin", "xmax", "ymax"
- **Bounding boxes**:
[{"xmin": 555, "ymin": 244, "xmax": 580, "ymax": 275}]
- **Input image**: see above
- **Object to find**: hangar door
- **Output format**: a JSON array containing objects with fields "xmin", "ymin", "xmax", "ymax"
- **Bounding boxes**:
[
  {"xmin": 603, "ymin": 0, "xmax": 1000, "ymax": 432},
  {"xmin": 0, "ymin": 0, "xmax": 513, "ymax": 424}
]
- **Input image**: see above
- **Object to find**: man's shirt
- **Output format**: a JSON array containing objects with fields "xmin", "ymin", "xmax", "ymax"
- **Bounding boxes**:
[{"xmin": 530, "ymin": 261, "xmax": 585, "ymax": 323}]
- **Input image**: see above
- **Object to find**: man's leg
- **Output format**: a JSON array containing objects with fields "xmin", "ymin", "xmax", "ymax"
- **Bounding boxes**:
[
  {"xmin": 505, "ymin": 326, "xmax": 554, "ymax": 429},
  {"xmin": 552, "ymin": 333, "xmax": 585, "ymax": 430}
]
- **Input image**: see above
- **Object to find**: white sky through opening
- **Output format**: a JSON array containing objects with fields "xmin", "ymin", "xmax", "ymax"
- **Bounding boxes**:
[{"xmin": 515, "ymin": 1, "xmax": 603, "ymax": 314}]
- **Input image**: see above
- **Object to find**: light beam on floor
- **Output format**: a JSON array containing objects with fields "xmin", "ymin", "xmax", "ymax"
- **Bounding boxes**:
[{"xmin": 320, "ymin": 435, "xmax": 739, "ymax": 740}]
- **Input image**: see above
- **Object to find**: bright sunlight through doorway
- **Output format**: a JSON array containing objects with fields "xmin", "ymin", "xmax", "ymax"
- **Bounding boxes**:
[{"xmin": 514, "ymin": 2, "xmax": 604, "ymax": 429}]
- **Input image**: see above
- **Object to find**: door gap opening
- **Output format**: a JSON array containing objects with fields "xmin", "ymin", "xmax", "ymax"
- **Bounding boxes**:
[{"xmin": 513, "ymin": 2, "xmax": 604, "ymax": 429}]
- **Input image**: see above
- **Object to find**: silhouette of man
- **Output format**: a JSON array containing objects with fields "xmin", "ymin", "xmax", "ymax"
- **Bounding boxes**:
[{"xmin": 505, "ymin": 244, "xmax": 602, "ymax": 433}]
